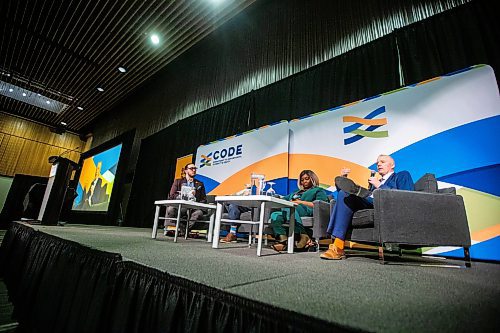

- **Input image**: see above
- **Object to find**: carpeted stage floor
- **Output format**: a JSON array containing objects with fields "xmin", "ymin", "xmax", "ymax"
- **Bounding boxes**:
[{"xmin": 12, "ymin": 222, "xmax": 498, "ymax": 332}]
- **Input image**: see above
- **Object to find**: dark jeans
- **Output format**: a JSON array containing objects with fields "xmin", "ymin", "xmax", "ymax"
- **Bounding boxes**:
[
  {"xmin": 165, "ymin": 206, "xmax": 205, "ymax": 230},
  {"xmin": 223, "ymin": 204, "xmax": 251, "ymax": 232}
]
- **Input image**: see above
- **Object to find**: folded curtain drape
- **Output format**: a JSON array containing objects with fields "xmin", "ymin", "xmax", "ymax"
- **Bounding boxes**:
[
  {"xmin": 0, "ymin": 223, "xmax": 352, "ymax": 332},
  {"xmin": 0, "ymin": 223, "xmax": 122, "ymax": 333}
]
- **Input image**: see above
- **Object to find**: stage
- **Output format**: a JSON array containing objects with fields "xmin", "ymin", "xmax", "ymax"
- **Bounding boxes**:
[{"xmin": 1, "ymin": 222, "xmax": 499, "ymax": 332}]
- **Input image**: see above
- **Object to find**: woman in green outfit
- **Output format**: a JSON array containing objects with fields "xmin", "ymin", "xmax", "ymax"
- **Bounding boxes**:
[{"xmin": 271, "ymin": 169, "xmax": 328, "ymax": 251}]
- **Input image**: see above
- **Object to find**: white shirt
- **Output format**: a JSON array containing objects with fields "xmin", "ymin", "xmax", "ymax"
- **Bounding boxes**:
[{"xmin": 379, "ymin": 171, "xmax": 394, "ymax": 186}]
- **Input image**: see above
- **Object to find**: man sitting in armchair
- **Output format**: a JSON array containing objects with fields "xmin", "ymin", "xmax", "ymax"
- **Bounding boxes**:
[
  {"xmin": 320, "ymin": 154, "xmax": 414, "ymax": 260},
  {"xmin": 164, "ymin": 163, "xmax": 207, "ymax": 236}
]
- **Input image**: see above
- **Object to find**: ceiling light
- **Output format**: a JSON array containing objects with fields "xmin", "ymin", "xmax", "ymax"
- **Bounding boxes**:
[
  {"xmin": 0, "ymin": 80, "xmax": 69, "ymax": 113},
  {"xmin": 150, "ymin": 34, "xmax": 160, "ymax": 45},
  {"xmin": 118, "ymin": 67, "xmax": 126, "ymax": 73},
  {"xmin": 97, "ymin": 87, "xmax": 104, "ymax": 92},
  {"xmin": 77, "ymin": 106, "xmax": 83, "ymax": 110},
  {"xmin": 60, "ymin": 122, "xmax": 67, "ymax": 126}
]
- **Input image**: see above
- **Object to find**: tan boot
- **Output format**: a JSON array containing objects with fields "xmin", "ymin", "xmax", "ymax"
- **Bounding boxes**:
[
  {"xmin": 220, "ymin": 232, "xmax": 237, "ymax": 243},
  {"xmin": 296, "ymin": 233, "xmax": 311, "ymax": 249},
  {"xmin": 320, "ymin": 243, "xmax": 346, "ymax": 260}
]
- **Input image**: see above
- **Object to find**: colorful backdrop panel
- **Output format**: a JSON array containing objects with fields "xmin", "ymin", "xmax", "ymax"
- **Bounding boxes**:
[
  {"xmin": 175, "ymin": 154, "xmax": 193, "ymax": 179},
  {"xmin": 289, "ymin": 65, "xmax": 500, "ymax": 260},
  {"xmin": 195, "ymin": 121, "xmax": 289, "ymax": 195}
]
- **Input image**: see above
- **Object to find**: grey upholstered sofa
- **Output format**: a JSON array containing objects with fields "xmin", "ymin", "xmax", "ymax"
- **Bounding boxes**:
[{"xmin": 345, "ymin": 173, "xmax": 472, "ymax": 266}]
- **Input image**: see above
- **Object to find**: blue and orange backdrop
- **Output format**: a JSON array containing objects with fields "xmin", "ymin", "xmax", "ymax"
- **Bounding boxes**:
[{"xmin": 195, "ymin": 65, "xmax": 499, "ymax": 261}]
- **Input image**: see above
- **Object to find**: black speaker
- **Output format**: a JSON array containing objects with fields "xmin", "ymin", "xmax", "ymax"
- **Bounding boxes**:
[
  {"xmin": 0, "ymin": 175, "xmax": 48, "ymax": 228},
  {"xmin": 22, "ymin": 183, "xmax": 47, "ymax": 219}
]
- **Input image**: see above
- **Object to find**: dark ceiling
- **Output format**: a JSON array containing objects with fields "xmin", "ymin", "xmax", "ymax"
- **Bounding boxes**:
[{"xmin": 0, "ymin": 0, "xmax": 255, "ymax": 134}]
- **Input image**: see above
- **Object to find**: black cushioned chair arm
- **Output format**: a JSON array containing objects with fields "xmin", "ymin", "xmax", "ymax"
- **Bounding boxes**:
[
  {"xmin": 437, "ymin": 187, "xmax": 457, "ymax": 195},
  {"xmin": 373, "ymin": 189, "xmax": 471, "ymax": 247}
]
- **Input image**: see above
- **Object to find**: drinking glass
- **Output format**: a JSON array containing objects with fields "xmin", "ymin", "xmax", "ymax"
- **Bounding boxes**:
[
  {"xmin": 260, "ymin": 180, "xmax": 267, "ymax": 195},
  {"xmin": 244, "ymin": 184, "xmax": 251, "ymax": 196},
  {"xmin": 266, "ymin": 182, "xmax": 276, "ymax": 196}
]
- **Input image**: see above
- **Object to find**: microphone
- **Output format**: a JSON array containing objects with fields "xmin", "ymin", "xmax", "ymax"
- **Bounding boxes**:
[
  {"xmin": 368, "ymin": 170, "xmax": 376, "ymax": 191},
  {"xmin": 48, "ymin": 146, "xmax": 80, "ymax": 164},
  {"xmin": 59, "ymin": 146, "xmax": 80, "ymax": 158}
]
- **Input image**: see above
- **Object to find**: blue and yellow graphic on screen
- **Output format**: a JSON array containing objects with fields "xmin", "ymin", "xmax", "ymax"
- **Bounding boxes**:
[{"xmin": 72, "ymin": 144, "xmax": 122, "ymax": 212}]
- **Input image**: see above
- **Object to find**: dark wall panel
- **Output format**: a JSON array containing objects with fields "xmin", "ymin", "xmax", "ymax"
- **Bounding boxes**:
[
  {"xmin": 126, "ymin": 95, "xmax": 254, "ymax": 226},
  {"xmin": 90, "ymin": 0, "xmax": 469, "ymax": 171},
  {"xmin": 397, "ymin": 1, "xmax": 500, "ymax": 85}
]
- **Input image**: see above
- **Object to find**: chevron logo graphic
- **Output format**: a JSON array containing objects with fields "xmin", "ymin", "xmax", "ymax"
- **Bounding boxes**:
[
  {"xmin": 343, "ymin": 106, "xmax": 388, "ymax": 145},
  {"xmin": 200, "ymin": 153, "xmax": 212, "ymax": 168}
]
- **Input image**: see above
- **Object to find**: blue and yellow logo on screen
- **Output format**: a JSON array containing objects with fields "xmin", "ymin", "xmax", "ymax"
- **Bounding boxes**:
[{"xmin": 200, "ymin": 144, "xmax": 243, "ymax": 168}]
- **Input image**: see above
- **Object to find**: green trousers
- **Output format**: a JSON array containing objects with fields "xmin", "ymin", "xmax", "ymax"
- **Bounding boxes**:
[{"xmin": 270, "ymin": 205, "xmax": 310, "ymax": 236}]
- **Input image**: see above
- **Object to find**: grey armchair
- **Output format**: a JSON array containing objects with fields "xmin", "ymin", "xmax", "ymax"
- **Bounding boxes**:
[
  {"xmin": 345, "ymin": 173, "xmax": 472, "ymax": 266},
  {"xmin": 301, "ymin": 199, "xmax": 331, "ymax": 241}
]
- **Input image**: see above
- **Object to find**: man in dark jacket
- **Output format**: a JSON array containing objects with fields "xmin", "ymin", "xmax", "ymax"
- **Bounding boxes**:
[
  {"xmin": 164, "ymin": 163, "xmax": 207, "ymax": 236},
  {"xmin": 321, "ymin": 154, "xmax": 414, "ymax": 260}
]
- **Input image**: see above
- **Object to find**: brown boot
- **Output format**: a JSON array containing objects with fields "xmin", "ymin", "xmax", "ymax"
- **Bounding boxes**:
[
  {"xmin": 320, "ymin": 243, "xmax": 346, "ymax": 260},
  {"xmin": 296, "ymin": 234, "xmax": 311, "ymax": 249},
  {"xmin": 220, "ymin": 232, "xmax": 237, "ymax": 243}
]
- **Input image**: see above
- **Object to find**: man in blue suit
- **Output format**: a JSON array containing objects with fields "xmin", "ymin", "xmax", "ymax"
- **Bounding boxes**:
[{"xmin": 320, "ymin": 154, "xmax": 414, "ymax": 260}]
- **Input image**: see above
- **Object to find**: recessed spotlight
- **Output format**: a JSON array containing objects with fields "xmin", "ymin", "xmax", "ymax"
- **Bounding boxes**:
[
  {"xmin": 118, "ymin": 67, "xmax": 126, "ymax": 73},
  {"xmin": 46, "ymin": 100, "xmax": 51, "ymax": 104},
  {"xmin": 22, "ymin": 92, "xmax": 27, "ymax": 96},
  {"xmin": 97, "ymin": 87, "xmax": 104, "ymax": 92},
  {"xmin": 150, "ymin": 34, "xmax": 160, "ymax": 45},
  {"xmin": 60, "ymin": 121, "xmax": 67, "ymax": 126},
  {"xmin": 6, "ymin": 74, "xmax": 10, "ymax": 77},
  {"xmin": 77, "ymin": 106, "xmax": 83, "ymax": 110},
  {"xmin": 8, "ymin": 88, "xmax": 13, "ymax": 92}
]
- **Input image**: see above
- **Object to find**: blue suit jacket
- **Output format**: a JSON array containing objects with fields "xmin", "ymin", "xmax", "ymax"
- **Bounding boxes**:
[{"xmin": 378, "ymin": 171, "xmax": 414, "ymax": 191}]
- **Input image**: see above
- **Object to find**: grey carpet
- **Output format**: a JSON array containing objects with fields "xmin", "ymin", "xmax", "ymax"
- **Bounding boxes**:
[{"xmin": 29, "ymin": 223, "xmax": 500, "ymax": 332}]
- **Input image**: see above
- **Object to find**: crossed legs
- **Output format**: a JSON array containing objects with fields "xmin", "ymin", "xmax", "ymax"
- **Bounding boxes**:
[{"xmin": 321, "ymin": 190, "xmax": 373, "ymax": 260}]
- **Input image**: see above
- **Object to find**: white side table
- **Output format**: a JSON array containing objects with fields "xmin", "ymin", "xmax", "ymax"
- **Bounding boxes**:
[
  {"xmin": 152, "ymin": 199, "xmax": 216, "ymax": 242},
  {"xmin": 212, "ymin": 195, "xmax": 296, "ymax": 256}
]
